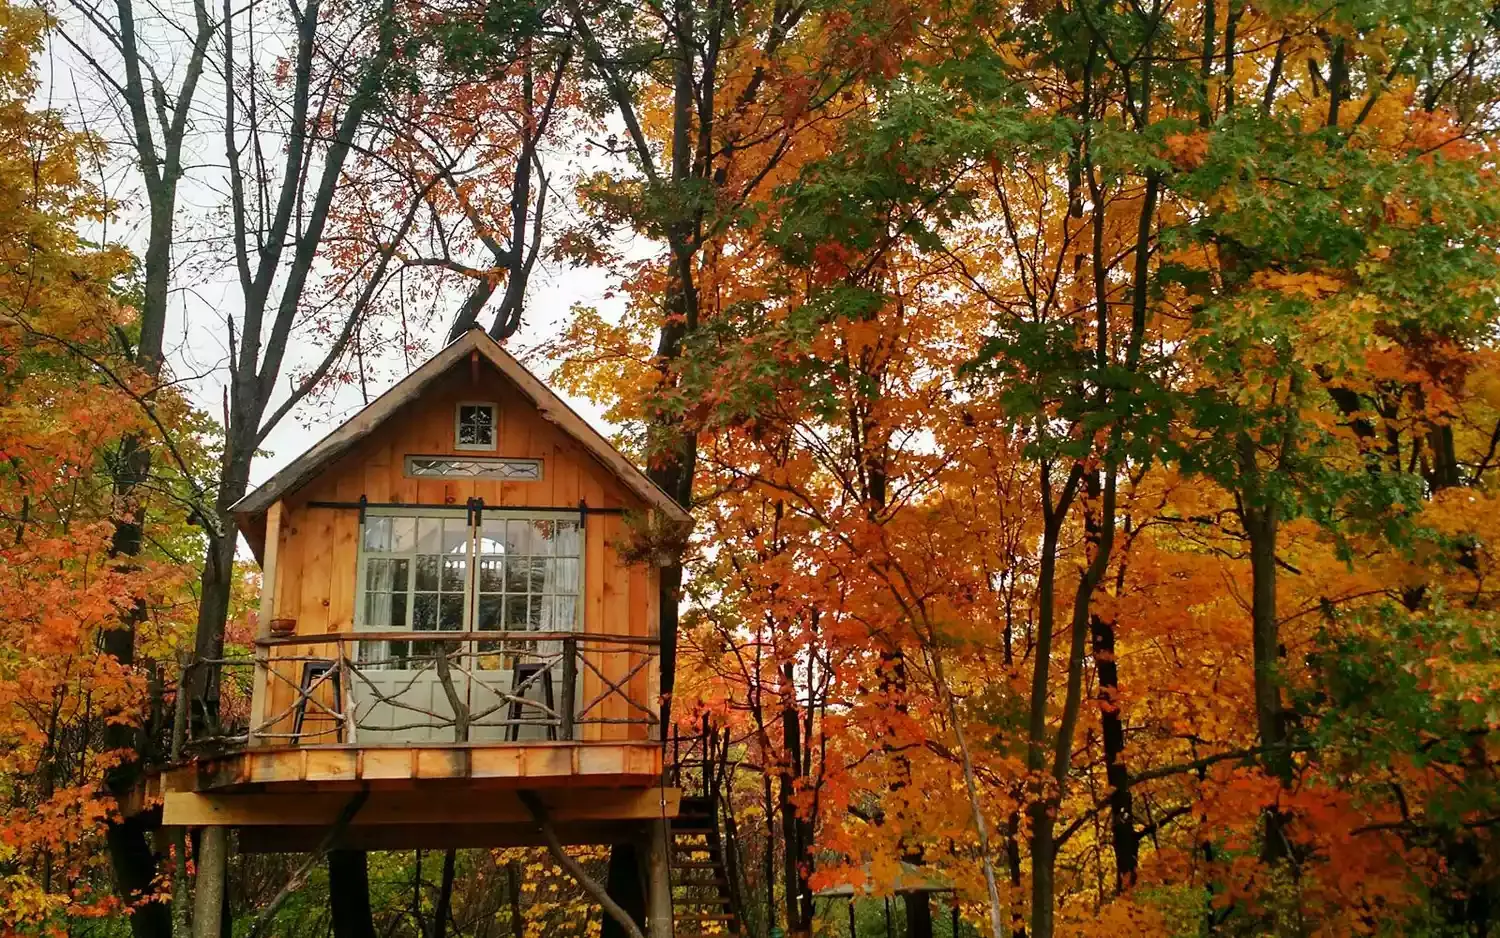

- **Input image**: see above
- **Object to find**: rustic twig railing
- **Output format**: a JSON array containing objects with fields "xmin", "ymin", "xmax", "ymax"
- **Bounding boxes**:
[{"xmin": 191, "ymin": 631, "xmax": 659, "ymax": 751}]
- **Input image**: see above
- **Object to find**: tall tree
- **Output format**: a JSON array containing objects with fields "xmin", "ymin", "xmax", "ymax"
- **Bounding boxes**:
[
  {"xmin": 0, "ymin": 4, "xmax": 205, "ymax": 929},
  {"xmin": 52, "ymin": 0, "xmax": 213, "ymax": 927}
]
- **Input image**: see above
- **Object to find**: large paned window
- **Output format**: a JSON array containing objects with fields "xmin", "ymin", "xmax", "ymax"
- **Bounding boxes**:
[
  {"xmin": 355, "ymin": 509, "xmax": 582, "ymax": 667},
  {"xmin": 475, "ymin": 518, "xmax": 581, "ymax": 652}
]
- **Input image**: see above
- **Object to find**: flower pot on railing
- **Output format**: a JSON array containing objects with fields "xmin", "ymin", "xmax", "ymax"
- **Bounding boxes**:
[{"xmin": 268, "ymin": 617, "xmax": 297, "ymax": 638}]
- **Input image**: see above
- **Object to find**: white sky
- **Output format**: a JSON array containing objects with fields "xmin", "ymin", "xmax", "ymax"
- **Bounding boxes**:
[{"xmin": 179, "ymin": 248, "xmax": 629, "ymax": 488}]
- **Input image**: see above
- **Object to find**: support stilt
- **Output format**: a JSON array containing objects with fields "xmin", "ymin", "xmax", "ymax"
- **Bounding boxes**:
[
  {"xmin": 604, "ymin": 844, "xmax": 647, "ymax": 938},
  {"xmin": 645, "ymin": 817, "xmax": 675, "ymax": 938},
  {"xmin": 191, "ymin": 827, "xmax": 228, "ymax": 938}
]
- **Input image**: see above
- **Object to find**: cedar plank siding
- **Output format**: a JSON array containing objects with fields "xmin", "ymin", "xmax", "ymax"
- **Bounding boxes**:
[{"xmin": 258, "ymin": 360, "xmax": 657, "ymax": 746}]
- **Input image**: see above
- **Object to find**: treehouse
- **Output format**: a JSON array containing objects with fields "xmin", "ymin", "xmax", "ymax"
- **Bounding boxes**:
[{"xmin": 154, "ymin": 327, "xmax": 692, "ymax": 853}]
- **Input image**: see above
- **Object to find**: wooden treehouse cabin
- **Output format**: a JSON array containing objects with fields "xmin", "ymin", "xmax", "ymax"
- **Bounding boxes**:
[{"xmin": 155, "ymin": 328, "xmax": 696, "ymax": 860}]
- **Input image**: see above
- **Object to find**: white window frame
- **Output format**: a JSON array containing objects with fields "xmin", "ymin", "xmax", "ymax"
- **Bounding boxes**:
[
  {"xmin": 352, "ymin": 507, "xmax": 472, "ymax": 669},
  {"xmin": 354, "ymin": 508, "xmax": 586, "ymax": 638},
  {"xmin": 469, "ymin": 509, "xmax": 584, "ymax": 641},
  {"xmin": 454, "ymin": 401, "xmax": 498, "ymax": 451},
  {"xmin": 353, "ymin": 506, "xmax": 471, "ymax": 632}
]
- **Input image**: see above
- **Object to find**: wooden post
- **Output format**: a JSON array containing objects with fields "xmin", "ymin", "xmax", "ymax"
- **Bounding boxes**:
[
  {"xmin": 849, "ymin": 900, "xmax": 858, "ymax": 938},
  {"xmin": 248, "ymin": 501, "xmax": 283, "ymax": 747},
  {"xmin": 905, "ymin": 894, "xmax": 933, "ymax": 938},
  {"xmin": 646, "ymin": 649, "xmax": 663, "ymax": 741},
  {"xmin": 603, "ymin": 844, "xmax": 647, "ymax": 938},
  {"xmin": 560, "ymin": 636, "xmax": 577, "ymax": 741},
  {"xmin": 645, "ymin": 817, "xmax": 674, "ymax": 938},
  {"xmin": 329, "ymin": 849, "xmax": 379, "ymax": 938}
]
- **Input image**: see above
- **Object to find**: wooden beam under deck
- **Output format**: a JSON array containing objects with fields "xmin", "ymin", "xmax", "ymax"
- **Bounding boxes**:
[
  {"xmin": 237, "ymin": 820, "xmax": 660, "ymax": 853},
  {"xmin": 169, "ymin": 786, "xmax": 679, "ymax": 853},
  {"xmin": 155, "ymin": 741, "xmax": 663, "ymax": 794},
  {"xmin": 164, "ymin": 787, "xmax": 680, "ymax": 827}
]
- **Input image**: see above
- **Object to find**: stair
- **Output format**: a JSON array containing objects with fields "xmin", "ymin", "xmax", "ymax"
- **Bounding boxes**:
[{"xmin": 672, "ymin": 796, "xmax": 741, "ymax": 937}]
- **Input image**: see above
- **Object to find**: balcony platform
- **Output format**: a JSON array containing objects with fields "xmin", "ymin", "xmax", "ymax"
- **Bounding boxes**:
[
  {"xmin": 142, "ymin": 628, "xmax": 675, "ymax": 851},
  {"xmin": 146, "ymin": 742, "xmax": 676, "ymax": 851}
]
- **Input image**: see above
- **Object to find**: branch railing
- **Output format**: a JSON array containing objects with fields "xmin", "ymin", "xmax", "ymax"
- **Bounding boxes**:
[{"xmin": 190, "ymin": 631, "xmax": 659, "ymax": 752}]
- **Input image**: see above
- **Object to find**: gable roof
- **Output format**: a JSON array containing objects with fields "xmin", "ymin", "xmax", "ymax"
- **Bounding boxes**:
[{"xmin": 232, "ymin": 329, "xmax": 692, "ymax": 560}]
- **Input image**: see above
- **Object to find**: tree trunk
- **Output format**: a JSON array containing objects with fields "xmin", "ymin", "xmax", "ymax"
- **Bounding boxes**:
[
  {"xmin": 509, "ymin": 859, "xmax": 525, "ymax": 938},
  {"xmin": 779, "ymin": 673, "xmax": 812, "ymax": 934},
  {"xmin": 189, "ymin": 523, "xmax": 239, "ymax": 726},
  {"xmin": 189, "ymin": 439, "xmax": 251, "ymax": 726},
  {"xmin": 102, "ymin": 434, "xmax": 172, "ymax": 938},
  {"xmin": 1024, "ymin": 509, "xmax": 1068, "ymax": 938},
  {"xmin": 762, "ymin": 763, "xmax": 778, "ymax": 935},
  {"xmin": 105, "ymin": 813, "xmax": 171, "ymax": 938},
  {"xmin": 1027, "ymin": 813, "xmax": 1056, "ymax": 938},
  {"xmin": 1244, "ymin": 502, "xmax": 1290, "ymax": 863},
  {"xmin": 434, "ymin": 850, "xmax": 458, "ymax": 938},
  {"xmin": 191, "ymin": 827, "xmax": 228, "ymax": 938},
  {"xmin": 1029, "ymin": 463, "xmax": 1113, "ymax": 938},
  {"xmin": 718, "ymin": 779, "xmax": 752, "ymax": 935},
  {"xmin": 1005, "ymin": 812, "xmax": 1025, "ymax": 938},
  {"xmin": 1428, "ymin": 424, "xmax": 1462, "ymax": 489},
  {"xmin": 646, "ymin": 0, "xmax": 702, "ymax": 731},
  {"xmin": 1090, "ymin": 614, "xmax": 1138, "ymax": 888},
  {"xmin": 329, "ymin": 850, "xmax": 379, "ymax": 938}
]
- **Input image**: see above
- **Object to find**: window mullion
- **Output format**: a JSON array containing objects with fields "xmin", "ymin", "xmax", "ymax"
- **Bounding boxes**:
[
  {"xmin": 354, "ymin": 521, "xmax": 367, "ymax": 629},
  {"xmin": 465, "ymin": 521, "xmax": 480, "ymax": 636},
  {"xmin": 404, "ymin": 545, "xmax": 417, "ymax": 631}
]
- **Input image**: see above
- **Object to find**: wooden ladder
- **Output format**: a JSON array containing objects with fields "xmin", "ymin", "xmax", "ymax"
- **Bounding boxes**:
[{"xmin": 671, "ymin": 794, "xmax": 741, "ymax": 937}]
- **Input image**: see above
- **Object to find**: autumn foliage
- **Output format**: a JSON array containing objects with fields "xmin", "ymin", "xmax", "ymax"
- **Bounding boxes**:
[{"xmin": 552, "ymin": 0, "xmax": 1500, "ymax": 935}]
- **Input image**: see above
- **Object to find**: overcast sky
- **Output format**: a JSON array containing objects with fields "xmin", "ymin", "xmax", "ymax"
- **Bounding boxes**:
[{"xmin": 37, "ymin": 12, "xmax": 641, "ymax": 510}]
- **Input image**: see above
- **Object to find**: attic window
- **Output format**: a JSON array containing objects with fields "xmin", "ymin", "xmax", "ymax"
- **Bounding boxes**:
[
  {"xmin": 455, "ymin": 402, "xmax": 496, "ymax": 450},
  {"xmin": 405, "ymin": 456, "xmax": 542, "ymax": 481}
]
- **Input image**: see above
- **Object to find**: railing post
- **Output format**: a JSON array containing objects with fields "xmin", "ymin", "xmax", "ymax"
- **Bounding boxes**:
[
  {"xmin": 560, "ymin": 636, "xmax": 577, "ymax": 741},
  {"xmin": 340, "ymin": 639, "xmax": 357, "ymax": 745},
  {"xmin": 249, "ymin": 501, "xmax": 282, "ymax": 749},
  {"xmin": 247, "ymin": 648, "xmax": 266, "ymax": 749}
]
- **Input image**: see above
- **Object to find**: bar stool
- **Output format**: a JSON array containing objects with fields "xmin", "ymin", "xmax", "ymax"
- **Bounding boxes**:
[
  {"xmin": 292, "ymin": 659, "xmax": 343, "ymax": 742},
  {"xmin": 506, "ymin": 662, "xmax": 557, "ymax": 741}
]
